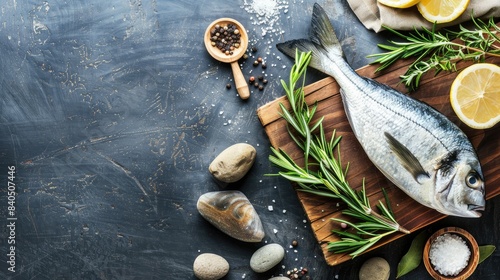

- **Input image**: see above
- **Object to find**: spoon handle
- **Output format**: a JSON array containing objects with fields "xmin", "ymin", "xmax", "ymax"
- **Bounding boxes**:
[{"xmin": 231, "ymin": 61, "xmax": 250, "ymax": 100}]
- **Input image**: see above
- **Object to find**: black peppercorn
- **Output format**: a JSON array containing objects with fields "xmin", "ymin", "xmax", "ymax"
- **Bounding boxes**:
[
  {"xmin": 251, "ymin": 46, "xmax": 258, "ymax": 52},
  {"xmin": 254, "ymin": 82, "xmax": 259, "ymax": 88},
  {"xmin": 261, "ymin": 63, "xmax": 267, "ymax": 69},
  {"xmin": 253, "ymin": 60, "xmax": 259, "ymax": 66},
  {"xmin": 262, "ymin": 79, "xmax": 268, "ymax": 84},
  {"xmin": 258, "ymin": 85, "xmax": 263, "ymax": 91},
  {"xmin": 210, "ymin": 23, "xmax": 242, "ymax": 56},
  {"xmin": 226, "ymin": 83, "xmax": 231, "ymax": 89}
]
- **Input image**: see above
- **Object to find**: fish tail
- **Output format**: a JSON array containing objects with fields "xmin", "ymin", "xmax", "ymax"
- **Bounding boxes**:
[{"xmin": 276, "ymin": 3, "xmax": 343, "ymax": 72}]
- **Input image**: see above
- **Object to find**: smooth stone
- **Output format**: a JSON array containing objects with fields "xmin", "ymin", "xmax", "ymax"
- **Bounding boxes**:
[
  {"xmin": 250, "ymin": 243, "xmax": 285, "ymax": 273},
  {"xmin": 209, "ymin": 143, "xmax": 256, "ymax": 183},
  {"xmin": 268, "ymin": 277, "xmax": 290, "ymax": 280},
  {"xmin": 193, "ymin": 253, "xmax": 229, "ymax": 280},
  {"xmin": 197, "ymin": 190, "xmax": 265, "ymax": 242},
  {"xmin": 359, "ymin": 257, "xmax": 390, "ymax": 280}
]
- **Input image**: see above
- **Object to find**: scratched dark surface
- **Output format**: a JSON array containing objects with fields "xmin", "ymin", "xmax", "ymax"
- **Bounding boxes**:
[{"xmin": 0, "ymin": 0, "xmax": 498, "ymax": 279}]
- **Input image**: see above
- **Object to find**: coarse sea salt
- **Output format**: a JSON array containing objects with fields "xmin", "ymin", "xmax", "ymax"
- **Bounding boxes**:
[
  {"xmin": 429, "ymin": 233, "xmax": 471, "ymax": 276},
  {"xmin": 242, "ymin": 0, "xmax": 288, "ymax": 37}
]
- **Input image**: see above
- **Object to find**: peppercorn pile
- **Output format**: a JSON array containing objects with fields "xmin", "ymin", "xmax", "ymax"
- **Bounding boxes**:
[{"xmin": 210, "ymin": 23, "xmax": 241, "ymax": 56}]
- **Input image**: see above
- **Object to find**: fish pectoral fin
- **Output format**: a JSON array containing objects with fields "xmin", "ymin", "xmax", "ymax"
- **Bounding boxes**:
[{"xmin": 385, "ymin": 132, "xmax": 430, "ymax": 184}]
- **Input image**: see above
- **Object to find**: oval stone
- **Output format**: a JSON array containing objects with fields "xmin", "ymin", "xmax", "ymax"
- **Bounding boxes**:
[
  {"xmin": 359, "ymin": 257, "xmax": 390, "ymax": 280},
  {"xmin": 250, "ymin": 243, "xmax": 285, "ymax": 273},
  {"xmin": 268, "ymin": 277, "xmax": 290, "ymax": 280},
  {"xmin": 209, "ymin": 143, "xmax": 256, "ymax": 183},
  {"xmin": 193, "ymin": 253, "xmax": 229, "ymax": 280},
  {"xmin": 197, "ymin": 191, "xmax": 265, "ymax": 242}
]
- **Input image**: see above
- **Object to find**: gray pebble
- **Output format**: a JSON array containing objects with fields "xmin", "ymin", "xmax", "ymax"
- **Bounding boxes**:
[
  {"xmin": 359, "ymin": 257, "xmax": 390, "ymax": 280},
  {"xmin": 250, "ymin": 243, "xmax": 285, "ymax": 273},
  {"xmin": 209, "ymin": 143, "xmax": 256, "ymax": 183},
  {"xmin": 193, "ymin": 253, "xmax": 229, "ymax": 280},
  {"xmin": 268, "ymin": 277, "xmax": 290, "ymax": 280}
]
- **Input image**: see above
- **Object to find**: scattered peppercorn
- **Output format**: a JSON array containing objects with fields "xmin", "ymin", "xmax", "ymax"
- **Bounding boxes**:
[
  {"xmin": 258, "ymin": 85, "xmax": 263, "ymax": 91},
  {"xmin": 253, "ymin": 60, "xmax": 259, "ymax": 66},
  {"xmin": 249, "ymin": 76, "xmax": 255, "ymax": 82},
  {"xmin": 242, "ymin": 53, "xmax": 248, "ymax": 59},
  {"xmin": 286, "ymin": 267, "xmax": 310, "ymax": 279},
  {"xmin": 254, "ymin": 82, "xmax": 259, "ymax": 88},
  {"xmin": 261, "ymin": 62, "xmax": 267, "ymax": 69},
  {"xmin": 262, "ymin": 79, "xmax": 268, "ymax": 84},
  {"xmin": 257, "ymin": 57, "xmax": 263, "ymax": 62},
  {"xmin": 292, "ymin": 240, "xmax": 298, "ymax": 247},
  {"xmin": 258, "ymin": 75, "xmax": 263, "ymax": 81},
  {"xmin": 251, "ymin": 46, "xmax": 258, "ymax": 52},
  {"xmin": 226, "ymin": 83, "xmax": 231, "ymax": 89}
]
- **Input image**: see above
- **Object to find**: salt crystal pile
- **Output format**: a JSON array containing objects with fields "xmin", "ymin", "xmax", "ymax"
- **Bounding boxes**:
[
  {"xmin": 242, "ymin": 0, "xmax": 288, "ymax": 37},
  {"xmin": 429, "ymin": 233, "xmax": 471, "ymax": 276}
]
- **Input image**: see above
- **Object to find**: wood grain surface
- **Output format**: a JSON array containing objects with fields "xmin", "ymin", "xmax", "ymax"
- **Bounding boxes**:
[{"xmin": 257, "ymin": 55, "xmax": 500, "ymax": 266}]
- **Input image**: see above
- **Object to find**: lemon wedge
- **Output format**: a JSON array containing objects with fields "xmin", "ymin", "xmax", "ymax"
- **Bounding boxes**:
[
  {"xmin": 377, "ymin": 0, "xmax": 420, "ymax": 8},
  {"xmin": 417, "ymin": 0, "xmax": 470, "ymax": 23},
  {"xmin": 450, "ymin": 63, "xmax": 500, "ymax": 129}
]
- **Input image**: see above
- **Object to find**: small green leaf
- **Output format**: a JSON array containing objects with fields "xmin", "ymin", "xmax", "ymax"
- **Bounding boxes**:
[
  {"xmin": 478, "ymin": 245, "xmax": 496, "ymax": 264},
  {"xmin": 396, "ymin": 230, "xmax": 429, "ymax": 278}
]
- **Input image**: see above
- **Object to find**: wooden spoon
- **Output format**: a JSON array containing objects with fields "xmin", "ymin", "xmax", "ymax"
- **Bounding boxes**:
[{"xmin": 204, "ymin": 18, "xmax": 250, "ymax": 100}]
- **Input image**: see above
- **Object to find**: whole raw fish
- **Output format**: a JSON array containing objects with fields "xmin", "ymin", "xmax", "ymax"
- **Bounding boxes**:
[{"xmin": 276, "ymin": 3, "xmax": 485, "ymax": 217}]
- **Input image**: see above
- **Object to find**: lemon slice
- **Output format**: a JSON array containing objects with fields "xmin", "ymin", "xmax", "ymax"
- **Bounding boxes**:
[
  {"xmin": 450, "ymin": 63, "xmax": 500, "ymax": 129},
  {"xmin": 378, "ymin": 0, "xmax": 420, "ymax": 8},
  {"xmin": 417, "ymin": 0, "xmax": 470, "ymax": 23}
]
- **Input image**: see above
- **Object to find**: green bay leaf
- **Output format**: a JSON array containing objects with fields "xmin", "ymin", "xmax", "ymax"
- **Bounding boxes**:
[
  {"xmin": 396, "ymin": 230, "xmax": 429, "ymax": 278},
  {"xmin": 479, "ymin": 245, "xmax": 496, "ymax": 264}
]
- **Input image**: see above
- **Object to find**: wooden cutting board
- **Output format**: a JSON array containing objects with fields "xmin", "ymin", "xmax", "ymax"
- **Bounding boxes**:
[{"xmin": 257, "ymin": 54, "xmax": 500, "ymax": 265}]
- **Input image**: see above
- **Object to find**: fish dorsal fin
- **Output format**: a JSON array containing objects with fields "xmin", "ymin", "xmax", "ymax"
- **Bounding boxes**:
[{"xmin": 385, "ymin": 132, "xmax": 430, "ymax": 184}]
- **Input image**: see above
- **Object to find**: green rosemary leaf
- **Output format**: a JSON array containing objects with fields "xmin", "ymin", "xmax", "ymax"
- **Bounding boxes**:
[
  {"xmin": 350, "ymin": 236, "xmax": 382, "ymax": 258},
  {"xmin": 310, "ymin": 116, "xmax": 324, "ymax": 133},
  {"xmin": 332, "ymin": 230, "xmax": 364, "ymax": 241},
  {"xmin": 269, "ymin": 148, "xmax": 297, "ymax": 171},
  {"xmin": 377, "ymin": 201, "xmax": 395, "ymax": 223},
  {"xmin": 279, "ymin": 104, "xmax": 302, "ymax": 133},
  {"xmin": 298, "ymin": 188, "xmax": 339, "ymax": 199},
  {"xmin": 278, "ymin": 172, "xmax": 321, "ymax": 185},
  {"xmin": 382, "ymin": 188, "xmax": 394, "ymax": 217}
]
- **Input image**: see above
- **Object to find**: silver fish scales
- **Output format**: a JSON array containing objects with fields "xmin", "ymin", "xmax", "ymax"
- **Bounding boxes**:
[{"xmin": 276, "ymin": 3, "xmax": 485, "ymax": 218}]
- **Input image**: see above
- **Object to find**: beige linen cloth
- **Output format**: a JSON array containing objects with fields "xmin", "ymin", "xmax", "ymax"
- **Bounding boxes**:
[{"xmin": 347, "ymin": 0, "xmax": 500, "ymax": 32}]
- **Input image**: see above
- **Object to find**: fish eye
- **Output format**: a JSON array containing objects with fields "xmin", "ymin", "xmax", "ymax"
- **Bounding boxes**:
[{"xmin": 466, "ymin": 172, "xmax": 481, "ymax": 189}]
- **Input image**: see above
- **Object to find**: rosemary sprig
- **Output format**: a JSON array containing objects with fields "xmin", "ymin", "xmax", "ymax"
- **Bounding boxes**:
[
  {"xmin": 269, "ymin": 50, "xmax": 409, "ymax": 258},
  {"xmin": 368, "ymin": 17, "xmax": 500, "ymax": 91}
]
